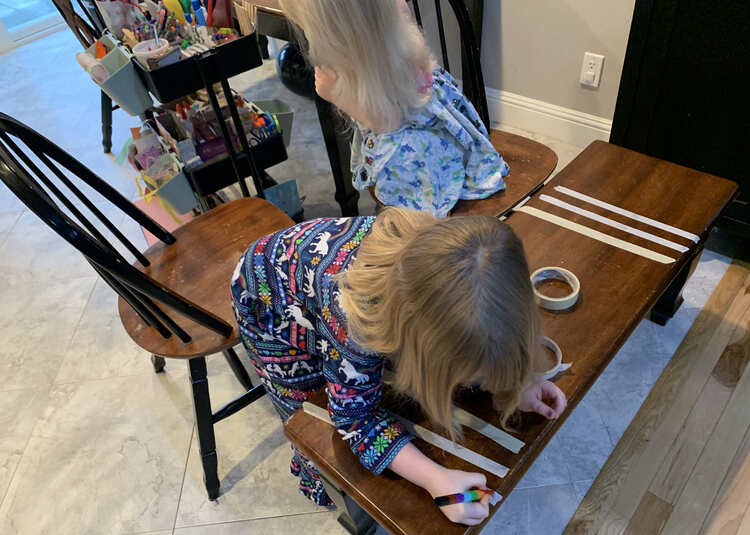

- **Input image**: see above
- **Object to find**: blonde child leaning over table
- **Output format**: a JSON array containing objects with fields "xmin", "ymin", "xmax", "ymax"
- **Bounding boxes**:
[
  {"xmin": 230, "ymin": 209, "xmax": 566, "ymax": 526},
  {"xmin": 279, "ymin": 0, "xmax": 509, "ymax": 217}
]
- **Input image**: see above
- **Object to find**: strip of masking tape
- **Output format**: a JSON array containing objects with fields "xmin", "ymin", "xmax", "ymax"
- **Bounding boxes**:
[
  {"xmin": 382, "ymin": 370, "xmax": 525, "ymax": 454},
  {"xmin": 516, "ymin": 206, "xmax": 676, "ymax": 264},
  {"xmin": 554, "ymin": 185, "xmax": 700, "ymax": 243},
  {"xmin": 539, "ymin": 194, "xmax": 689, "ymax": 253},
  {"xmin": 453, "ymin": 408, "xmax": 525, "ymax": 454},
  {"xmin": 302, "ymin": 402, "xmax": 509, "ymax": 479}
]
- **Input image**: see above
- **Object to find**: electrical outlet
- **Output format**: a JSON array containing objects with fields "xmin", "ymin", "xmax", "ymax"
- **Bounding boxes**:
[{"xmin": 580, "ymin": 52, "xmax": 605, "ymax": 88}]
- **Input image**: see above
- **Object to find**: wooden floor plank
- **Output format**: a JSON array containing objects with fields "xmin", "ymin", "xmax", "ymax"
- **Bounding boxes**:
[
  {"xmin": 564, "ymin": 261, "xmax": 750, "ymax": 535},
  {"xmin": 735, "ymin": 502, "xmax": 750, "ymax": 535},
  {"xmin": 649, "ymin": 340, "xmax": 745, "ymax": 503},
  {"xmin": 700, "ymin": 390, "xmax": 750, "ymax": 534},
  {"xmin": 624, "ymin": 492, "xmax": 673, "ymax": 535},
  {"xmin": 608, "ymin": 265, "xmax": 750, "ymax": 528},
  {"xmin": 660, "ymin": 306, "xmax": 750, "ymax": 535}
]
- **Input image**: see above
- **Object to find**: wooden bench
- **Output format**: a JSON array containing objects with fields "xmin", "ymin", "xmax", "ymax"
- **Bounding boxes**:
[{"xmin": 284, "ymin": 141, "xmax": 738, "ymax": 534}]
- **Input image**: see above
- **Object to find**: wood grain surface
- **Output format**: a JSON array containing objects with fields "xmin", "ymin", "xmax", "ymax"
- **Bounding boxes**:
[
  {"xmin": 565, "ymin": 260, "xmax": 750, "ymax": 535},
  {"xmin": 119, "ymin": 198, "xmax": 293, "ymax": 358},
  {"xmin": 285, "ymin": 141, "xmax": 738, "ymax": 535}
]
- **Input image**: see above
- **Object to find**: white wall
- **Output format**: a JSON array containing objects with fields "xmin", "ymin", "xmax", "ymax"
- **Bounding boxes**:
[
  {"xmin": 482, "ymin": 0, "xmax": 636, "ymax": 119},
  {"xmin": 419, "ymin": 0, "xmax": 636, "ymax": 144}
]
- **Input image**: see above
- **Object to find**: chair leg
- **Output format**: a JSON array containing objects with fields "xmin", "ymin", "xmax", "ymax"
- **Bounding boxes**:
[
  {"xmin": 101, "ymin": 90, "xmax": 113, "ymax": 154},
  {"xmin": 151, "ymin": 354, "xmax": 166, "ymax": 373},
  {"xmin": 188, "ymin": 357, "xmax": 220, "ymax": 500},
  {"xmin": 222, "ymin": 347, "xmax": 254, "ymax": 391}
]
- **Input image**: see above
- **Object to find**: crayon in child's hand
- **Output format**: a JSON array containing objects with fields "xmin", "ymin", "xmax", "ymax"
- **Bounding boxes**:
[{"xmin": 433, "ymin": 489, "xmax": 494, "ymax": 507}]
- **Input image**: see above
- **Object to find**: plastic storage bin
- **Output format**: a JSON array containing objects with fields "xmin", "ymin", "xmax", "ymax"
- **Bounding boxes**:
[
  {"xmin": 254, "ymin": 99, "xmax": 294, "ymax": 147},
  {"xmin": 133, "ymin": 33, "xmax": 263, "ymax": 103},
  {"xmin": 156, "ymin": 169, "xmax": 198, "ymax": 214},
  {"xmin": 87, "ymin": 34, "xmax": 153, "ymax": 116}
]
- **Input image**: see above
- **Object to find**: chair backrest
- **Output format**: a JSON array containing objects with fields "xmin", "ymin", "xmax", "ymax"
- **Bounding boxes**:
[
  {"xmin": 409, "ymin": 0, "xmax": 490, "ymax": 129},
  {"xmin": 52, "ymin": 0, "xmax": 104, "ymax": 49},
  {"xmin": 0, "ymin": 113, "xmax": 232, "ymax": 343}
]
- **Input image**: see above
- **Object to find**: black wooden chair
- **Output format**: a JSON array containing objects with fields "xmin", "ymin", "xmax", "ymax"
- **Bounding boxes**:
[
  {"xmin": 52, "ymin": 0, "xmax": 117, "ymax": 153},
  {"xmin": 0, "ymin": 112, "xmax": 293, "ymax": 499},
  {"xmin": 393, "ymin": 0, "xmax": 559, "ymax": 218}
]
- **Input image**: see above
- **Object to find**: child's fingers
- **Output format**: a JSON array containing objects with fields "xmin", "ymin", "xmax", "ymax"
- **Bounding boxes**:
[
  {"xmin": 462, "ymin": 501, "xmax": 489, "ymax": 519},
  {"xmin": 530, "ymin": 398, "xmax": 556, "ymax": 419},
  {"xmin": 542, "ymin": 382, "xmax": 567, "ymax": 417},
  {"xmin": 463, "ymin": 472, "xmax": 487, "ymax": 490},
  {"xmin": 480, "ymin": 493, "xmax": 492, "ymax": 506}
]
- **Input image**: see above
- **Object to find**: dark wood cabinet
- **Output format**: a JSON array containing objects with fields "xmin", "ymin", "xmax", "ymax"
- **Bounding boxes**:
[{"xmin": 611, "ymin": 0, "xmax": 749, "ymax": 239}]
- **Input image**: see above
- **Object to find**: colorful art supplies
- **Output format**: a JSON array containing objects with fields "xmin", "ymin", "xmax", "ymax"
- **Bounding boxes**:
[
  {"xmin": 163, "ymin": 0, "xmax": 188, "ymax": 23},
  {"xmin": 95, "ymin": 40, "xmax": 107, "ymax": 59},
  {"xmin": 191, "ymin": 0, "xmax": 207, "ymax": 25},
  {"xmin": 133, "ymin": 38, "xmax": 170, "ymax": 65},
  {"xmin": 206, "ymin": 0, "xmax": 215, "ymax": 27},
  {"xmin": 433, "ymin": 489, "xmax": 495, "ymax": 507},
  {"xmin": 210, "ymin": 0, "xmax": 234, "ymax": 29}
]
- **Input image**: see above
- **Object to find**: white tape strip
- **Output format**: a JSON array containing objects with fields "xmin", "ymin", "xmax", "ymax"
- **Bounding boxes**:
[
  {"xmin": 393, "ymin": 415, "xmax": 509, "ymax": 478},
  {"xmin": 539, "ymin": 194, "xmax": 689, "ymax": 253},
  {"xmin": 554, "ymin": 186, "xmax": 700, "ymax": 243},
  {"xmin": 453, "ymin": 408, "xmax": 525, "ymax": 454},
  {"xmin": 382, "ymin": 370, "xmax": 525, "ymax": 454},
  {"xmin": 516, "ymin": 206, "xmax": 676, "ymax": 264},
  {"xmin": 302, "ymin": 402, "xmax": 509, "ymax": 479}
]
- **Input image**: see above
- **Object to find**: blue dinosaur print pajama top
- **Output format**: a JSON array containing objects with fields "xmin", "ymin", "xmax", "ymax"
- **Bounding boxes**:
[
  {"xmin": 351, "ymin": 67, "xmax": 510, "ymax": 217},
  {"xmin": 230, "ymin": 216, "xmax": 413, "ymax": 506}
]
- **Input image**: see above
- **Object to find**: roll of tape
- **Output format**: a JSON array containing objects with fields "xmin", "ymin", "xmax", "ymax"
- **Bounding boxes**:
[
  {"xmin": 540, "ymin": 336, "xmax": 571, "ymax": 380},
  {"xmin": 531, "ymin": 267, "xmax": 580, "ymax": 311}
]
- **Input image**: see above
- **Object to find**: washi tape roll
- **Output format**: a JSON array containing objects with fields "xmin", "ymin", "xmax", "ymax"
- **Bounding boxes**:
[
  {"xmin": 531, "ymin": 267, "xmax": 580, "ymax": 311},
  {"xmin": 540, "ymin": 336, "xmax": 571, "ymax": 380}
]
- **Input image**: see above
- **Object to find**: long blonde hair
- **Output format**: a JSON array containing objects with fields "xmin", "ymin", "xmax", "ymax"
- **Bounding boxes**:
[
  {"xmin": 279, "ymin": 0, "xmax": 435, "ymax": 125},
  {"xmin": 338, "ymin": 208, "xmax": 542, "ymax": 439}
]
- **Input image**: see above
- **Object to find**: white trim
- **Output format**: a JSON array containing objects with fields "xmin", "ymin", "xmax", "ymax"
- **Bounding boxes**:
[
  {"xmin": 0, "ymin": 22, "xmax": 12, "ymax": 53},
  {"xmin": 485, "ymin": 87, "xmax": 612, "ymax": 148},
  {"xmin": 0, "ymin": 16, "xmax": 64, "ymax": 54}
]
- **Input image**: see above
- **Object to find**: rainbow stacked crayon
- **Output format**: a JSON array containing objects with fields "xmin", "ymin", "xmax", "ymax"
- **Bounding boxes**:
[{"xmin": 433, "ymin": 489, "xmax": 494, "ymax": 507}]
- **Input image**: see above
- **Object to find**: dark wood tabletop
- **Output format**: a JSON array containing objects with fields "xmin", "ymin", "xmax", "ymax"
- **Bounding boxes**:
[{"xmin": 284, "ymin": 141, "xmax": 738, "ymax": 534}]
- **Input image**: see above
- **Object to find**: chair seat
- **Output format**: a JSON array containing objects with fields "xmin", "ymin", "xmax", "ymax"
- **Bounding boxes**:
[
  {"xmin": 451, "ymin": 129, "xmax": 557, "ymax": 217},
  {"xmin": 119, "ymin": 197, "xmax": 294, "ymax": 359}
]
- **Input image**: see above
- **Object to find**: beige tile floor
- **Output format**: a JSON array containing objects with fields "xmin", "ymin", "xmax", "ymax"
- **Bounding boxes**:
[{"xmin": 0, "ymin": 29, "xmax": 733, "ymax": 535}]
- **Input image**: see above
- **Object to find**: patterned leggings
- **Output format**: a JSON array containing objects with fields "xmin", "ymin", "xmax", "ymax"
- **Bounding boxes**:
[{"xmin": 234, "ymin": 332, "xmax": 333, "ymax": 505}]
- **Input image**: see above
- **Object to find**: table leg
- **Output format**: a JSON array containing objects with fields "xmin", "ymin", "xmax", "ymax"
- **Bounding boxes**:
[
  {"xmin": 313, "ymin": 96, "xmax": 360, "ymax": 217},
  {"xmin": 649, "ymin": 246, "xmax": 703, "ymax": 325},
  {"xmin": 315, "ymin": 463, "xmax": 376, "ymax": 535}
]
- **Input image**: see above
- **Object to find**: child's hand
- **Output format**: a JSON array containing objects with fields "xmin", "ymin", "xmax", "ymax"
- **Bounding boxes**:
[
  {"xmin": 519, "ymin": 380, "xmax": 567, "ymax": 419},
  {"xmin": 426, "ymin": 468, "xmax": 492, "ymax": 526},
  {"xmin": 314, "ymin": 65, "xmax": 339, "ymax": 103}
]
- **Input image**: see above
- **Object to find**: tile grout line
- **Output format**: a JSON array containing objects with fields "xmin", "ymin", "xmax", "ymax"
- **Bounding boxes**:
[
  {"xmin": 0, "ymin": 390, "xmax": 50, "ymax": 512},
  {"xmin": 172, "ymin": 509, "xmax": 337, "ymax": 532},
  {"xmin": 171, "ymin": 424, "xmax": 195, "ymax": 534},
  {"xmin": 48, "ymin": 278, "xmax": 98, "ymax": 387}
]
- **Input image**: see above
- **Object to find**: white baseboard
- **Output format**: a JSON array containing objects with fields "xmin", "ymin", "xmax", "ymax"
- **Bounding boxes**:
[{"xmin": 485, "ymin": 87, "xmax": 612, "ymax": 148}]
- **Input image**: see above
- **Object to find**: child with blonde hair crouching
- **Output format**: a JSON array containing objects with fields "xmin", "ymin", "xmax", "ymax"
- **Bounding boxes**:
[
  {"xmin": 280, "ymin": 0, "xmax": 509, "ymax": 217},
  {"xmin": 231, "ymin": 209, "xmax": 566, "ymax": 526}
]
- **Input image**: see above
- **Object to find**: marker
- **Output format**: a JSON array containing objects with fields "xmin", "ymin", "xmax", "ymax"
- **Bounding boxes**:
[{"xmin": 433, "ymin": 489, "xmax": 494, "ymax": 507}]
